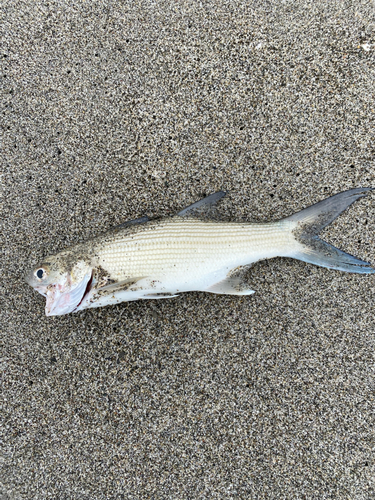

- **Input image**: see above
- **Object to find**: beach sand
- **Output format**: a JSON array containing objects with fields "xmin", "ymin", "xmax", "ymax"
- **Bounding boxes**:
[{"xmin": 1, "ymin": 1, "xmax": 375, "ymax": 498}]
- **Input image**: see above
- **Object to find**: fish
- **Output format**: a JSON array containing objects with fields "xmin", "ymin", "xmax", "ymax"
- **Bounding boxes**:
[{"xmin": 25, "ymin": 188, "xmax": 374, "ymax": 316}]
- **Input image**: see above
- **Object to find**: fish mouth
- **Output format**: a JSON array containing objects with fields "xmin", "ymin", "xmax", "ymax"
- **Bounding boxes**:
[
  {"xmin": 46, "ymin": 271, "xmax": 93, "ymax": 316},
  {"xmin": 35, "ymin": 286, "xmax": 47, "ymax": 297}
]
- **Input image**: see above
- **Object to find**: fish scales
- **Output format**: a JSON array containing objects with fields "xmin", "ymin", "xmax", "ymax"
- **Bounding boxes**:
[{"xmin": 97, "ymin": 219, "xmax": 293, "ymax": 281}]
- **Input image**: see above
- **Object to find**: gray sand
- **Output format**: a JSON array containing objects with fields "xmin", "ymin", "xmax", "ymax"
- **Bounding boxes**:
[{"xmin": 1, "ymin": 1, "xmax": 375, "ymax": 498}]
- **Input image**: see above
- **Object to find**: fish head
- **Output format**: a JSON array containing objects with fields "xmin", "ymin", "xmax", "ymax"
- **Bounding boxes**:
[{"xmin": 25, "ymin": 254, "xmax": 93, "ymax": 316}]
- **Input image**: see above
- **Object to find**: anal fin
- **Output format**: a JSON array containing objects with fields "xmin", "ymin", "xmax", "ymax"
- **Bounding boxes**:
[
  {"xmin": 206, "ymin": 276, "xmax": 255, "ymax": 296},
  {"xmin": 140, "ymin": 293, "xmax": 179, "ymax": 299}
]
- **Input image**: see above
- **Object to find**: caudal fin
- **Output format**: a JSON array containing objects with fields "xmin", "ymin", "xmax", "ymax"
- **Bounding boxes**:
[{"xmin": 285, "ymin": 188, "xmax": 374, "ymax": 274}]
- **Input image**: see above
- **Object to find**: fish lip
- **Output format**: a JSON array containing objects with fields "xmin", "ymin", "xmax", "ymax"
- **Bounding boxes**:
[{"xmin": 45, "ymin": 285, "xmax": 59, "ymax": 316}]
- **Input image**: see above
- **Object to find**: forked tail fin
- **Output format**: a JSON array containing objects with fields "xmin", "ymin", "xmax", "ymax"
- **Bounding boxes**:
[{"xmin": 285, "ymin": 188, "xmax": 374, "ymax": 274}]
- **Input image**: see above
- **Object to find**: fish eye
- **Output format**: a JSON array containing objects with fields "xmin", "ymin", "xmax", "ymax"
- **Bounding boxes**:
[{"xmin": 35, "ymin": 268, "xmax": 46, "ymax": 280}]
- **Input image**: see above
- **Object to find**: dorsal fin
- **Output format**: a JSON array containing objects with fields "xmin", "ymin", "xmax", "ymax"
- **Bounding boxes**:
[
  {"xmin": 177, "ymin": 191, "xmax": 226, "ymax": 216},
  {"xmin": 112, "ymin": 216, "xmax": 149, "ymax": 231}
]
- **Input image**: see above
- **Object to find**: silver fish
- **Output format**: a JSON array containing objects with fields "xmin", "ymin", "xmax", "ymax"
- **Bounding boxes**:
[{"xmin": 25, "ymin": 188, "xmax": 374, "ymax": 316}]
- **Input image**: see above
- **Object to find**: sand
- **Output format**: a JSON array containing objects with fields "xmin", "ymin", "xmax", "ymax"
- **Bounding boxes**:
[{"xmin": 1, "ymin": 1, "xmax": 375, "ymax": 498}]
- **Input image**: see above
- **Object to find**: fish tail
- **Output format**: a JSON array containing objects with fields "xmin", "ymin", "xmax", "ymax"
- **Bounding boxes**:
[{"xmin": 284, "ymin": 188, "xmax": 374, "ymax": 274}]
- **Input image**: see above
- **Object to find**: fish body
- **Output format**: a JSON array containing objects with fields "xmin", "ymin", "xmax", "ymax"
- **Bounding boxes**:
[{"xmin": 25, "ymin": 189, "xmax": 374, "ymax": 316}]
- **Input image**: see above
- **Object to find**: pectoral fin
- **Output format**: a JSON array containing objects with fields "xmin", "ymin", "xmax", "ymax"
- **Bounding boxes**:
[
  {"xmin": 206, "ymin": 276, "xmax": 255, "ymax": 295},
  {"xmin": 99, "ymin": 277, "xmax": 146, "ymax": 294}
]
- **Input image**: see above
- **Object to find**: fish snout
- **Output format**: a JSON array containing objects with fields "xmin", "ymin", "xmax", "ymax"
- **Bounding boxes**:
[{"xmin": 25, "ymin": 269, "xmax": 36, "ymax": 287}]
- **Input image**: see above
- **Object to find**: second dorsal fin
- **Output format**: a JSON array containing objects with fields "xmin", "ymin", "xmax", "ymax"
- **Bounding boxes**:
[{"xmin": 177, "ymin": 191, "xmax": 226, "ymax": 217}]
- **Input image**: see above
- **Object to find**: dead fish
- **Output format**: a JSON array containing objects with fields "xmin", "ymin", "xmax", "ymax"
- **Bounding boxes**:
[{"xmin": 25, "ymin": 188, "xmax": 374, "ymax": 316}]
